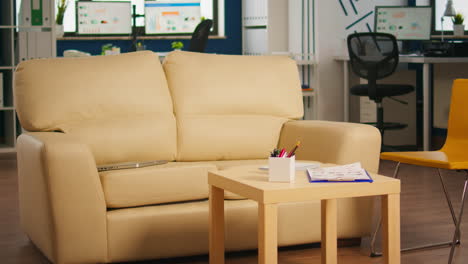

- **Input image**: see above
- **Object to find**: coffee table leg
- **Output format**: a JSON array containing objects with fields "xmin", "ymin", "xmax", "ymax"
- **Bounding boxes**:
[
  {"xmin": 258, "ymin": 203, "xmax": 278, "ymax": 264},
  {"xmin": 382, "ymin": 194, "xmax": 401, "ymax": 264},
  {"xmin": 321, "ymin": 199, "xmax": 337, "ymax": 264},
  {"xmin": 209, "ymin": 185, "xmax": 225, "ymax": 264}
]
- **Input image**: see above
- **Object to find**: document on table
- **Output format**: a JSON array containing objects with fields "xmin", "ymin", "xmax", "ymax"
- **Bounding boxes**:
[{"xmin": 307, "ymin": 162, "xmax": 373, "ymax": 182}]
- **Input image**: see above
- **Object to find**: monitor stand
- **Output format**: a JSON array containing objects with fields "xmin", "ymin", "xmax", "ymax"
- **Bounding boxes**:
[{"xmin": 398, "ymin": 41, "xmax": 420, "ymax": 55}]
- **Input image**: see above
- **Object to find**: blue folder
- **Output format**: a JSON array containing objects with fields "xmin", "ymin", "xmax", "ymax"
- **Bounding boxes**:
[{"xmin": 307, "ymin": 169, "xmax": 374, "ymax": 183}]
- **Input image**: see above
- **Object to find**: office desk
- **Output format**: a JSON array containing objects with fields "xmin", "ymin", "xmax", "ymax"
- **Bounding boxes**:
[{"xmin": 335, "ymin": 55, "xmax": 468, "ymax": 151}]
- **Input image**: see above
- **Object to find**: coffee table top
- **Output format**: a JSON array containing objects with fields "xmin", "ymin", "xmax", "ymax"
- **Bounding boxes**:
[{"xmin": 208, "ymin": 164, "xmax": 400, "ymax": 204}]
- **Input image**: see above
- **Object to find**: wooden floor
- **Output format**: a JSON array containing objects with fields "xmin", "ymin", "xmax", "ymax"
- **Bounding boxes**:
[{"xmin": 1, "ymin": 155, "xmax": 467, "ymax": 264}]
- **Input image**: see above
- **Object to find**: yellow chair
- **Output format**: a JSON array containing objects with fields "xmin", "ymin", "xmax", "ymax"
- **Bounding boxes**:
[{"xmin": 372, "ymin": 79, "xmax": 468, "ymax": 264}]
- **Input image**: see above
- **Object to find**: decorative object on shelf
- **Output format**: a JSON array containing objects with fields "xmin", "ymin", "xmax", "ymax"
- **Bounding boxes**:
[
  {"xmin": 136, "ymin": 42, "xmax": 146, "ymax": 51},
  {"xmin": 171, "ymin": 41, "xmax": 184, "ymax": 51},
  {"xmin": 55, "ymin": 0, "xmax": 68, "ymax": 38},
  {"xmin": 452, "ymin": 13, "xmax": 465, "ymax": 36},
  {"xmin": 101, "ymin": 43, "xmax": 121, "ymax": 55}
]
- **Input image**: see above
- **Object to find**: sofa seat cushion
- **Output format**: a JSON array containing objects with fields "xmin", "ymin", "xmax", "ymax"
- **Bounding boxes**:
[
  {"xmin": 100, "ymin": 163, "xmax": 217, "ymax": 208},
  {"xmin": 126, "ymin": 160, "xmax": 266, "ymax": 200}
]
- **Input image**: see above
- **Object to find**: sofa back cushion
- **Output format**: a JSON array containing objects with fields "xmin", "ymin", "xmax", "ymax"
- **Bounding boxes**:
[
  {"xmin": 15, "ymin": 51, "xmax": 176, "ymax": 164},
  {"xmin": 163, "ymin": 51, "xmax": 303, "ymax": 161}
]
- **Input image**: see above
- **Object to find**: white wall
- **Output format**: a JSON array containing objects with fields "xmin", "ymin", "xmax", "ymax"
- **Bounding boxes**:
[
  {"xmin": 316, "ymin": 0, "xmax": 468, "ymax": 132},
  {"xmin": 315, "ymin": 0, "xmax": 406, "ymax": 121}
]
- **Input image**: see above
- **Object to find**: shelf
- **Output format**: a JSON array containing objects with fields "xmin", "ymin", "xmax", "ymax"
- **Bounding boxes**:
[
  {"xmin": 295, "ymin": 59, "xmax": 317, "ymax": 65},
  {"xmin": 0, "ymin": 25, "xmax": 52, "ymax": 32},
  {"xmin": 58, "ymin": 35, "xmax": 226, "ymax": 41},
  {"xmin": 431, "ymin": 35, "xmax": 468, "ymax": 39},
  {"xmin": 0, "ymin": 146, "xmax": 15, "ymax": 153},
  {"xmin": 0, "ymin": 107, "xmax": 14, "ymax": 110},
  {"xmin": 270, "ymin": 53, "xmax": 317, "ymax": 65},
  {"xmin": 0, "ymin": 66, "xmax": 14, "ymax": 70}
]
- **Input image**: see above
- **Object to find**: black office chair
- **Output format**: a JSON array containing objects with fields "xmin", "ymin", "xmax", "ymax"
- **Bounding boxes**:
[
  {"xmin": 347, "ymin": 32, "xmax": 415, "ymax": 150},
  {"xmin": 188, "ymin": 19, "xmax": 213, "ymax": 53}
]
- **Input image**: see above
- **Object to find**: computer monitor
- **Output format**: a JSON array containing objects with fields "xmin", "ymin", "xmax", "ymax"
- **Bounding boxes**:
[
  {"xmin": 374, "ymin": 6, "xmax": 432, "ymax": 40},
  {"xmin": 76, "ymin": 1, "xmax": 132, "ymax": 35},
  {"xmin": 145, "ymin": 0, "xmax": 201, "ymax": 34}
]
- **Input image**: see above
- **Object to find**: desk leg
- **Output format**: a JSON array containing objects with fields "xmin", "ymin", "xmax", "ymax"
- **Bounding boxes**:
[
  {"xmin": 382, "ymin": 194, "xmax": 401, "ymax": 264},
  {"xmin": 343, "ymin": 61, "xmax": 349, "ymax": 122},
  {"xmin": 423, "ymin": 63, "xmax": 431, "ymax": 151},
  {"xmin": 209, "ymin": 185, "xmax": 224, "ymax": 264},
  {"xmin": 259, "ymin": 203, "xmax": 278, "ymax": 264},
  {"xmin": 321, "ymin": 199, "xmax": 337, "ymax": 264}
]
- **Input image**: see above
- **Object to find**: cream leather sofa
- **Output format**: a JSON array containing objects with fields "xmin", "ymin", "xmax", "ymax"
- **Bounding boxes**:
[{"xmin": 14, "ymin": 51, "xmax": 381, "ymax": 264}]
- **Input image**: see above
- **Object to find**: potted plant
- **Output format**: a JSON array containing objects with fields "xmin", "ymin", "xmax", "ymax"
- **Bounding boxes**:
[
  {"xmin": 171, "ymin": 41, "xmax": 184, "ymax": 51},
  {"xmin": 452, "ymin": 13, "xmax": 465, "ymax": 36},
  {"xmin": 56, "ymin": 0, "xmax": 68, "ymax": 38}
]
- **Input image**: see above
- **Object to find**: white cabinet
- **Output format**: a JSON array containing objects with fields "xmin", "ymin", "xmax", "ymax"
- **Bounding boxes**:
[
  {"xmin": 0, "ymin": 0, "xmax": 55, "ymax": 152},
  {"xmin": 242, "ymin": 0, "xmax": 318, "ymax": 120},
  {"xmin": 242, "ymin": 0, "xmax": 288, "ymax": 55}
]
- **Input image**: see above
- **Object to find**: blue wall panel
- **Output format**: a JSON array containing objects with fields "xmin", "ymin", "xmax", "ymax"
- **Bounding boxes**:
[{"xmin": 57, "ymin": 0, "xmax": 242, "ymax": 56}]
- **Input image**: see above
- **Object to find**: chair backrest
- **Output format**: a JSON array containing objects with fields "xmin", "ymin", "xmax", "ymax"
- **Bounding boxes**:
[
  {"xmin": 347, "ymin": 32, "xmax": 399, "ymax": 81},
  {"xmin": 442, "ymin": 79, "xmax": 468, "ymax": 150},
  {"xmin": 188, "ymin": 19, "xmax": 213, "ymax": 52}
]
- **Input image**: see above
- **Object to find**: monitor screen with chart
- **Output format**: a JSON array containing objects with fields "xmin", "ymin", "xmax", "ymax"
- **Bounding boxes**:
[
  {"xmin": 76, "ymin": 1, "xmax": 132, "ymax": 35},
  {"xmin": 145, "ymin": 0, "xmax": 201, "ymax": 34},
  {"xmin": 374, "ymin": 6, "xmax": 432, "ymax": 40}
]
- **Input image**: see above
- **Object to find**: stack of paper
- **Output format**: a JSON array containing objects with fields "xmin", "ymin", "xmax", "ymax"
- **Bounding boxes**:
[{"xmin": 307, "ymin": 162, "xmax": 373, "ymax": 182}]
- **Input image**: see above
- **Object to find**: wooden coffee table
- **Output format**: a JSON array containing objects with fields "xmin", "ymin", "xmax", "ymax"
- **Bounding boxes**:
[{"xmin": 208, "ymin": 165, "xmax": 401, "ymax": 264}]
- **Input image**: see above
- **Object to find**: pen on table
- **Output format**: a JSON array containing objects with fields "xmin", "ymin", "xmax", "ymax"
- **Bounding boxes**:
[
  {"xmin": 270, "ymin": 148, "xmax": 280, "ymax": 157},
  {"xmin": 287, "ymin": 141, "xmax": 301, "ymax": 158},
  {"xmin": 279, "ymin": 148, "xmax": 286, "ymax": 157}
]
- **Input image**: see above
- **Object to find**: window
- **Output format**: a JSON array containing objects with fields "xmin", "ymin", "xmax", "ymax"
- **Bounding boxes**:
[
  {"xmin": 433, "ymin": 0, "xmax": 468, "ymax": 32},
  {"xmin": 57, "ymin": 0, "xmax": 216, "ymax": 34}
]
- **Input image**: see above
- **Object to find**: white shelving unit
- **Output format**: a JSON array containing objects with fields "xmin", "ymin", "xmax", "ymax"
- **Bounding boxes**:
[
  {"xmin": 241, "ymin": 0, "xmax": 318, "ymax": 120},
  {"xmin": 0, "ymin": 0, "xmax": 18, "ymax": 152},
  {"xmin": 0, "ymin": 0, "xmax": 55, "ymax": 153}
]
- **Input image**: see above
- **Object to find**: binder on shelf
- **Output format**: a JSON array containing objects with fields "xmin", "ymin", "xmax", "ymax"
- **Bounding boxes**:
[
  {"xmin": 41, "ymin": 0, "xmax": 51, "ymax": 27},
  {"xmin": 17, "ymin": 31, "xmax": 28, "ymax": 62},
  {"xmin": 31, "ymin": 0, "xmax": 43, "ymax": 26},
  {"xmin": 19, "ymin": 0, "xmax": 50, "ymax": 27},
  {"xmin": 18, "ymin": 0, "xmax": 31, "ymax": 26}
]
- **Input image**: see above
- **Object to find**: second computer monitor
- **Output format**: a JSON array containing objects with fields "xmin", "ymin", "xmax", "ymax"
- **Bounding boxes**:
[
  {"xmin": 375, "ymin": 6, "xmax": 432, "ymax": 40},
  {"xmin": 145, "ymin": 0, "xmax": 201, "ymax": 34}
]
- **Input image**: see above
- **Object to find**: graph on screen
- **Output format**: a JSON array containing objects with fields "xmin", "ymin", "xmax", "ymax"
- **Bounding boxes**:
[
  {"xmin": 77, "ymin": 1, "xmax": 132, "ymax": 35},
  {"xmin": 145, "ymin": 0, "xmax": 201, "ymax": 34},
  {"xmin": 375, "ymin": 6, "xmax": 432, "ymax": 40}
]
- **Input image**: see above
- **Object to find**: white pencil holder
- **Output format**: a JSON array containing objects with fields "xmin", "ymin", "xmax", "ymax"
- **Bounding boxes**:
[{"xmin": 268, "ymin": 156, "xmax": 295, "ymax": 182}]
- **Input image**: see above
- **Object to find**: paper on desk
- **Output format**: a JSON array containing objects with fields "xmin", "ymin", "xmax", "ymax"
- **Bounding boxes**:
[
  {"xmin": 259, "ymin": 162, "xmax": 320, "ymax": 171},
  {"xmin": 307, "ymin": 162, "xmax": 371, "ymax": 181}
]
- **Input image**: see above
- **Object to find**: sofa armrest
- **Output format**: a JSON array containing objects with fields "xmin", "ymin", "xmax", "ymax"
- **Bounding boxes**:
[
  {"xmin": 278, "ymin": 120, "xmax": 381, "ymax": 173},
  {"xmin": 17, "ymin": 132, "xmax": 107, "ymax": 264}
]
